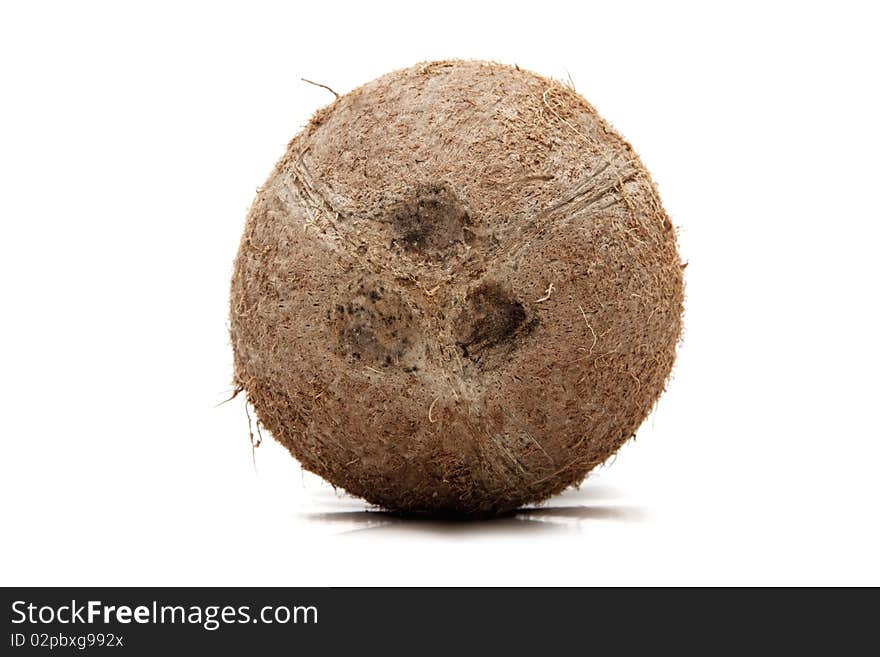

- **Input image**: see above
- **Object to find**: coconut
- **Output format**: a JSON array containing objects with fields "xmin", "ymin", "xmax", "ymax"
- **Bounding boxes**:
[{"xmin": 230, "ymin": 60, "xmax": 684, "ymax": 515}]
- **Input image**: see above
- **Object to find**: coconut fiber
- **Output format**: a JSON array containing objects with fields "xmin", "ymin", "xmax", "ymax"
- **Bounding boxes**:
[{"xmin": 230, "ymin": 60, "xmax": 684, "ymax": 515}]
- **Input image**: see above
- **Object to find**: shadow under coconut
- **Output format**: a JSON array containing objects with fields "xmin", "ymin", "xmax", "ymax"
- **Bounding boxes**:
[{"xmin": 303, "ymin": 484, "xmax": 646, "ymax": 536}]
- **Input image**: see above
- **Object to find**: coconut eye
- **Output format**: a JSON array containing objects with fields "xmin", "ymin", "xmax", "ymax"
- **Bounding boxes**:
[
  {"xmin": 453, "ymin": 282, "xmax": 535, "ymax": 367},
  {"xmin": 331, "ymin": 280, "xmax": 423, "ymax": 371},
  {"xmin": 389, "ymin": 184, "xmax": 470, "ymax": 257}
]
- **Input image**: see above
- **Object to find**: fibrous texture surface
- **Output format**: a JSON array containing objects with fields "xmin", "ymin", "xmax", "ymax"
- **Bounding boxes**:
[{"xmin": 230, "ymin": 60, "xmax": 684, "ymax": 514}]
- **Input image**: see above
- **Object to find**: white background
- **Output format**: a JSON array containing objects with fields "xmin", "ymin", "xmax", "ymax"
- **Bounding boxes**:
[{"xmin": 1, "ymin": 1, "xmax": 878, "ymax": 586}]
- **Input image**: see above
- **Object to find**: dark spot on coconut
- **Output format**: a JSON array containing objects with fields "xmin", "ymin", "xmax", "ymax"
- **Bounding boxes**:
[
  {"xmin": 389, "ymin": 184, "xmax": 470, "ymax": 257},
  {"xmin": 332, "ymin": 279, "xmax": 423, "ymax": 370},
  {"xmin": 453, "ymin": 282, "xmax": 535, "ymax": 365}
]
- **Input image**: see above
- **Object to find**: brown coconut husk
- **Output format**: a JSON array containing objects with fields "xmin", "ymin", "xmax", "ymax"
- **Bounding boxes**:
[{"xmin": 230, "ymin": 60, "xmax": 684, "ymax": 515}]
